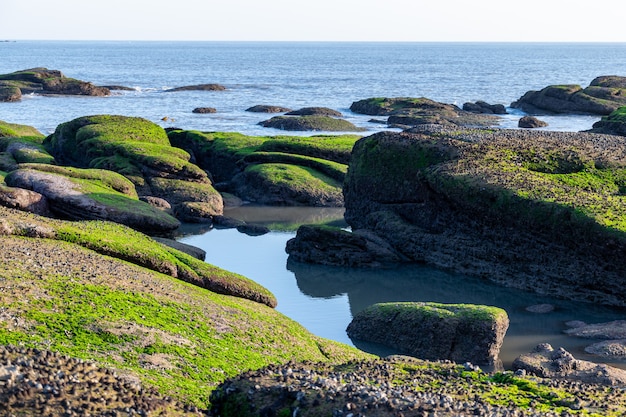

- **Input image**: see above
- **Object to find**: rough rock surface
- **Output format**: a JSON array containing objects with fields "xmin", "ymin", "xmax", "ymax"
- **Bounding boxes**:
[
  {"xmin": 564, "ymin": 320, "xmax": 626, "ymax": 339},
  {"xmin": 152, "ymin": 236, "xmax": 206, "ymax": 260},
  {"xmin": 350, "ymin": 97, "xmax": 501, "ymax": 128},
  {"xmin": 0, "ymin": 67, "xmax": 110, "ymax": 100},
  {"xmin": 511, "ymin": 75, "xmax": 626, "ymax": 115},
  {"xmin": 0, "ymin": 184, "xmax": 50, "ymax": 215},
  {"xmin": 285, "ymin": 225, "xmax": 406, "ymax": 267},
  {"xmin": 513, "ymin": 343, "xmax": 626, "ymax": 385},
  {"xmin": 588, "ymin": 106, "xmax": 626, "ymax": 136},
  {"xmin": 343, "ymin": 128, "xmax": 626, "ymax": 306},
  {"xmin": 5, "ymin": 168, "xmax": 180, "ymax": 234},
  {"xmin": 286, "ymin": 107, "xmax": 343, "ymax": 117},
  {"xmin": 245, "ymin": 104, "xmax": 292, "ymax": 113},
  {"xmin": 462, "ymin": 100, "xmax": 507, "ymax": 114},
  {"xmin": 346, "ymin": 302, "xmax": 509, "ymax": 365},
  {"xmin": 259, "ymin": 115, "xmax": 366, "ymax": 132},
  {"xmin": 518, "ymin": 115, "xmax": 548, "ymax": 128}
]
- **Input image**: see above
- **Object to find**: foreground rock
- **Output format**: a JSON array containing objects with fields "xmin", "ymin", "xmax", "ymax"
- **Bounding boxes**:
[
  {"xmin": 350, "ymin": 97, "xmax": 501, "ymax": 128},
  {"xmin": 343, "ymin": 128, "xmax": 626, "ymax": 306},
  {"xmin": 346, "ymin": 302, "xmax": 508, "ymax": 365},
  {"xmin": 588, "ymin": 106, "xmax": 626, "ymax": 136},
  {"xmin": 513, "ymin": 343, "xmax": 626, "ymax": 385},
  {"xmin": 0, "ymin": 67, "xmax": 110, "ymax": 101},
  {"xmin": 211, "ymin": 355, "xmax": 626, "ymax": 417},
  {"xmin": 285, "ymin": 224, "xmax": 406, "ymax": 267},
  {"xmin": 511, "ymin": 75, "xmax": 626, "ymax": 115},
  {"xmin": 5, "ymin": 165, "xmax": 181, "ymax": 234}
]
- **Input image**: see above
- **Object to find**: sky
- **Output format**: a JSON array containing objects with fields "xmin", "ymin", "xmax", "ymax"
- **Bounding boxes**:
[{"xmin": 2, "ymin": 0, "xmax": 625, "ymax": 42}]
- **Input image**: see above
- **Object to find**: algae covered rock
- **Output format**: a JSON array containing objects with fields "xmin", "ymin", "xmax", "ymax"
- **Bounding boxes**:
[
  {"xmin": 245, "ymin": 104, "xmax": 292, "ymax": 113},
  {"xmin": 511, "ymin": 76, "xmax": 626, "ymax": 115},
  {"xmin": 168, "ymin": 130, "xmax": 359, "ymax": 206},
  {"xmin": 589, "ymin": 106, "xmax": 626, "ymax": 136},
  {"xmin": 347, "ymin": 302, "xmax": 509, "ymax": 365},
  {"xmin": 5, "ymin": 165, "xmax": 180, "ymax": 234},
  {"xmin": 344, "ymin": 127, "xmax": 626, "ymax": 307},
  {"xmin": 43, "ymin": 115, "xmax": 223, "ymax": 221},
  {"xmin": 350, "ymin": 97, "xmax": 500, "ymax": 128},
  {"xmin": 0, "ymin": 67, "xmax": 110, "ymax": 100},
  {"xmin": 259, "ymin": 115, "xmax": 366, "ymax": 132}
]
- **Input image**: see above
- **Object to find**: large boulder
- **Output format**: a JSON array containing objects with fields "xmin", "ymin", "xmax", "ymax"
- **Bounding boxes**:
[
  {"xmin": 285, "ymin": 224, "xmax": 406, "ymax": 267},
  {"xmin": 43, "ymin": 115, "xmax": 223, "ymax": 221},
  {"xmin": 0, "ymin": 68, "xmax": 110, "ymax": 100},
  {"xmin": 346, "ymin": 302, "xmax": 509, "ymax": 365},
  {"xmin": 518, "ymin": 115, "xmax": 548, "ymax": 128},
  {"xmin": 462, "ymin": 100, "xmax": 507, "ymax": 114},
  {"xmin": 350, "ymin": 97, "xmax": 501, "ymax": 128},
  {"xmin": 0, "ymin": 184, "xmax": 50, "ymax": 215},
  {"xmin": 5, "ymin": 165, "xmax": 180, "ymax": 234},
  {"xmin": 511, "ymin": 76, "xmax": 626, "ymax": 115},
  {"xmin": 513, "ymin": 343, "xmax": 626, "ymax": 385},
  {"xmin": 343, "ymin": 127, "xmax": 626, "ymax": 307}
]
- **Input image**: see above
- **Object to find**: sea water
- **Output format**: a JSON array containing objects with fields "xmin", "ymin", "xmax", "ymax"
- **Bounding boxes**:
[{"xmin": 2, "ymin": 41, "xmax": 626, "ymax": 367}]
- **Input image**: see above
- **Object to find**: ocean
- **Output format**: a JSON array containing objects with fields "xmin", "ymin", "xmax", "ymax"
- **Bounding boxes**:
[
  {"xmin": 1, "ymin": 41, "xmax": 625, "ymax": 135},
  {"xmin": 3, "ymin": 41, "xmax": 626, "ymax": 368}
]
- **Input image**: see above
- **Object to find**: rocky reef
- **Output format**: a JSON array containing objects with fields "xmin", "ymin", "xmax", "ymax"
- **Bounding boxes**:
[
  {"xmin": 0, "ymin": 68, "xmax": 110, "ymax": 102},
  {"xmin": 588, "ymin": 106, "xmax": 626, "ymax": 136},
  {"xmin": 342, "ymin": 127, "xmax": 626, "ymax": 307},
  {"xmin": 511, "ymin": 76, "xmax": 626, "ymax": 115}
]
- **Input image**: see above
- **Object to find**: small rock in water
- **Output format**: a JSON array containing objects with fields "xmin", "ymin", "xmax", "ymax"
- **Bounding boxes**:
[{"xmin": 525, "ymin": 304, "xmax": 555, "ymax": 313}]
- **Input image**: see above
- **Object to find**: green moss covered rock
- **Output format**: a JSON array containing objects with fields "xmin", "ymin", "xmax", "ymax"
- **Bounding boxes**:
[
  {"xmin": 168, "ymin": 130, "xmax": 360, "ymax": 206},
  {"xmin": 259, "ymin": 115, "xmax": 366, "ymax": 132},
  {"xmin": 344, "ymin": 127, "xmax": 626, "ymax": 307},
  {"xmin": 43, "ymin": 115, "xmax": 223, "ymax": 221},
  {"xmin": 0, "ymin": 67, "xmax": 110, "ymax": 99},
  {"xmin": 511, "ymin": 76, "xmax": 626, "ymax": 115},
  {"xmin": 347, "ymin": 302, "xmax": 508, "ymax": 365},
  {"xmin": 589, "ymin": 106, "xmax": 626, "ymax": 136}
]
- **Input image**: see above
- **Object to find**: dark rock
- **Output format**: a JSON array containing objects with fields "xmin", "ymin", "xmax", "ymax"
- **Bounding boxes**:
[
  {"xmin": 513, "ymin": 343, "xmax": 626, "ymax": 384},
  {"xmin": 165, "ymin": 84, "xmax": 226, "ymax": 92},
  {"xmin": 286, "ymin": 107, "xmax": 343, "ymax": 117},
  {"xmin": 236, "ymin": 223, "xmax": 270, "ymax": 236},
  {"xmin": 174, "ymin": 201, "xmax": 220, "ymax": 223},
  {"xmin": 259, "ymin": 115, "xmax": 366, "ymax": 132},
  {"xmin": 192, "ymin": 107, "xmax": 217, "ymax": 114},
  {"xmin": 245, "ymin": 104, "xmax": 292, "ymax": 113},
  {"xmin": 511, "ymin": 76, "xmax": 626, "ymax": 115},
  {"xmin": 0, "ymin": 85, "xmax": 21, "ymax": 102},
  {"xmin": 0, "ymin": 184, "xmax": 50, "ymax": 215},
  {"xmin": 286, "ymin": 225, "xmax": 405, "ymax": 267},
  {"xmin": 99, "ymin": 85, "xmax": 134, "ymax": 91},
  {"xmin": 462, "ymin": 100, "xmax": 507, "ymax": 114},
  {"xmin": 212, "ymin": 215, "xmax": 246, "ymax": 229},
  {"xmin": 518, "ymin": 115, "xmax": 548, "ymax": 128},
  {"xmin": 152, "ymin": 237, "xmax": 206, "ymax": 260},
  {"xmin": 343, "ymin": 128, "xmax": 626, "ymax": 307},
  {"xmin": 347, "ymin": 302, "xmax": 509, "ymax": 365},
  {"xmin": 588, "ymin": 106, "xmax": 626, "ymax": 136},
  {"xmin": 0, "ymin": 68, "xmax": 110, "ymax": 100},
  {"xmin": 351, "ymin": 97, "xmax": 500, "ymax": 128}
]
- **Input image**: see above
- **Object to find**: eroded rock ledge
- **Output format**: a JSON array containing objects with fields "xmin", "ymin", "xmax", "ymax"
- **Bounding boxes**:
[{"xmin": 342, "ymin": 127, "xmax": 626, "ymax": 307}]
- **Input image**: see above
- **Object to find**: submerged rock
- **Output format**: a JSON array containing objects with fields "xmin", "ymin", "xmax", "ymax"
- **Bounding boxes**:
[
  {"xmin": 346, "ymin": 302, "xmax": 509, "ymax": 365},
  {"xmin": 192, "ymin": 106, "xmax": 217, "ymax": 114},
  {"xmin": 166, "ymin": 83, "xmax": 226, "ymax": 92}
]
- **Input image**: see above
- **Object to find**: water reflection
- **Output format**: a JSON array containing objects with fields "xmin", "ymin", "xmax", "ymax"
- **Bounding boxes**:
[{"xmin": 178, "ymin": 206, "xmax": 626, "ymax": 370}]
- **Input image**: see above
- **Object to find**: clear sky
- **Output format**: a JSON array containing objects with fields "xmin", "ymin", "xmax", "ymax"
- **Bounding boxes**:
[{"xmin": 2, "ymin": 0, "xmax": 625, "ymax": 42}]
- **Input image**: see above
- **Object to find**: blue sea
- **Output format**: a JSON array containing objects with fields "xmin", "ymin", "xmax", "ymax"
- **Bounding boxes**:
[
  {"xmin": 1, "ymin": 41, "xmax": 625, "ymax": 135},
  {"xmin": 3, "ymin": 41, "xmax": 626, "ymax": 368}
]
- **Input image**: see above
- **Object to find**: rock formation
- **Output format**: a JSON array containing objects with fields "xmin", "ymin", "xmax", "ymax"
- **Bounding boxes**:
[
  {"xmin": 343, "ymin": 127, "xmax": 626, "ymax": 306},
  {"xmin": 245, "ymin": 104, "xmax": 292, "ymax": 113},
  {"xmin": 511, "ymin": 76, "xmax": 626, "ymax": 115},
  {"xmin": 259, "ymin": 115, "xmax": 366, "ymax": 132},
  {"xmin": 462, "ymin": 100, "xmax": 507, "ymax": 114},
  {"xmin": 518, "ymin": 115, "xmax": 548, "ymax": 128},
  {"xmin": 346, "ymin": 302, "xmax": 509, "ymax": 365},
  {"xmin": 588, "ymin": 106, "xmax": 626, "ymax": 136},
  {"xmin": 0, "ymin": 68, "xmax": 110, "ymax": 101},
  {"xmin": 286, "ymin": 107, "xmax": 343, "ymax": 117},
  {"xmin": 165, "ymin": 83, "xmax": 226, "ymax": 92}
]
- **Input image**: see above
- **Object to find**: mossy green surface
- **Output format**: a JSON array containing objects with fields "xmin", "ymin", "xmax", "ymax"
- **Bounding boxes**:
[
  {"xmin": 0, "ymin": 210, "xmax": 370, "ymax": 408},
  {"xmin": 0, "ymin": 119, "xmax": 45, "ymax": 139},
  {"xmin": 260, "ymin": 115, "xmax": 367, "ymax": 132},
  {"xmin": 364, "ymin": 302, "xmax": 507, "ymax": 322}
]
